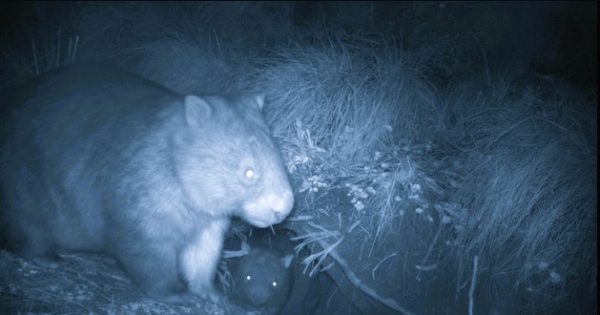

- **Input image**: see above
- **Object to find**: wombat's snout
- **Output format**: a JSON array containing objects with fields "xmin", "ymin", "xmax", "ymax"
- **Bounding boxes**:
[
  {"xmin": 242, "ymin": 190, "xmax": 294, "ymax": 228},
  {"xmin": 273, "ymin": 190, "xmax": 294, "ymax": 220}
]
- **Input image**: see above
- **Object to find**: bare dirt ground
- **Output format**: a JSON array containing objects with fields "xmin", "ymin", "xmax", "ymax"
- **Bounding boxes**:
[{"xmin": 0, "ymin": 250, "xmax": 232, "ymax": 315}]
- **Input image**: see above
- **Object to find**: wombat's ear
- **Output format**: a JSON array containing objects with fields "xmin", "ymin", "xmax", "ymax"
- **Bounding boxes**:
[
  {"xmin": 241, "ymin": 241, "xmax": 251, "ymax": 254},
  {"xmin": 281, "ymin": 254, "xmax": 293, "ymax": 269},
  {"xmin": 184, "ymin": 95, "xmax": 212, "ymax": 128}
]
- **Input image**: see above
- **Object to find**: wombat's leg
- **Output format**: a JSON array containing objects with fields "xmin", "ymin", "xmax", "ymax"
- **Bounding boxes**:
[
  {"xmin": 4, "ymin": 172, "xmax": 60, "ymax": 266},
  {"xmin": 4, "ymin": 177, "xmax": 49, "ymax": 257},
  {"xmin": 180, "ymin": 219, "xmax": 229, "ymax": 303},
  {"xmin": 3, "ymin": 223, "xmax": 59, "ymax": 269},
  {"xmin": 11, "ymin": 216, "xmax": 61, "ymax": 268},
  {"xmin": 117, "ymin": 242, "xmax": 189, "ymax": 303}
]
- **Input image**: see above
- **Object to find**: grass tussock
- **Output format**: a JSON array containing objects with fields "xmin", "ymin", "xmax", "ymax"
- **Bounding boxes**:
[
  {"xmin": 246, "ymin": 36, "xmax": 437, "ymax": 154},
  {"xmin": 0, "ymin": 251, "xmax": 222, "ymax": 314},
  {"xmin": 445, "ymin": 75, "xmax": 597, "ymax": 309},
  {"xmin": 240, "ymin": 36, "xmax": 442, "ymax": 232}
]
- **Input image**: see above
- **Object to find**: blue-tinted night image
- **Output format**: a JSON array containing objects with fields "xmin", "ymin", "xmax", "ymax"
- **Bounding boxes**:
[{"xmin": 0, "ymin": 2, "xmax": 596, "ymax": 314}]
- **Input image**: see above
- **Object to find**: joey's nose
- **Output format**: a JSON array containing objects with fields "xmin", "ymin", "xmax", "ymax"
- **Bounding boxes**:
[{"xmin": 249, "ymin": 288, "xmax": 271, "ymax": 305}]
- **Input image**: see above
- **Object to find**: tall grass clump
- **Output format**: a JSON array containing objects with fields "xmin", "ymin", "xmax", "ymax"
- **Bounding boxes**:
[
  {"xmin": 444, "ymin": 74, "xmax": 597, "ymax": 311},
  {"xmin": 0, "ymin": 2, "xmax": 82, "ymax": 89},
  {"xmin": 247, "ymin": 36, "xmax": 435, "ymax": 150},
  {"xmin": 241, "ymin": 35, "xmax": 441, "ymax": 229}
]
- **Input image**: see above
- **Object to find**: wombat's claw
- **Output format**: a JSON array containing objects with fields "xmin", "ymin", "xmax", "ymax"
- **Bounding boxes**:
[
  {"xmin": 160, "ymin": 292, "xmax": 191, "ymax": 305},
  {"xmin": 197, "ymin": 288, "xmax": 223, "ymax": 304},
  {"xmin": 208, "ymin": 290, "xmax": 223, "ymax": 304},
  {"xmin": 31, "ymin": 255, "xmax": 62, "ymax": 269}
]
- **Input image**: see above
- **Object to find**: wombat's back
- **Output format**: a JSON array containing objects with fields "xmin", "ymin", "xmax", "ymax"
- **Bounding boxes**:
[{"xmin": 0, "ymin": 64, "xmax": 180, "ymax": 254}]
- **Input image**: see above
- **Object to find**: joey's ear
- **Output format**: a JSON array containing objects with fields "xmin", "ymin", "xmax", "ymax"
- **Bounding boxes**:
[
  {"xmin": 241, "ymin": 241, "xmax": 251, "ymax": 254},
  {"xmin": 281, "ymin": 254, "xmax": 293, "ymax": 269},
  {"xmin": 184, "ymin": 95, "xmax": 211, "ymax": 128},
  {"xmin": 251, "ymin": 94, "xmax": 265, "ymax": 111}
]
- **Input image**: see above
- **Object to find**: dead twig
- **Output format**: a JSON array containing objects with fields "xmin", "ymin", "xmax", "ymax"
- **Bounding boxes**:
[{"xmin": 468, "ymin": 255, "xmax": 479, "ymax": 315}]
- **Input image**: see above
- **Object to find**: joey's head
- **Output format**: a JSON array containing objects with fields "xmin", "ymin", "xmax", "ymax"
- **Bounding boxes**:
[{"xmin": 231, "ymin": 248, "xmax": 293, "ymax": 307}]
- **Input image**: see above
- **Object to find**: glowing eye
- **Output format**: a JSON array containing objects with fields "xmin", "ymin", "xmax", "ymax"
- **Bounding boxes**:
[
  {"xmin": 245, "ymin": 169, "xmax": 254, "ymax": 179},
  {"xmin": 272, "ymin": 281, "xmax": 277, "ymax": 287},
  {"xmin": 246, "ymin": 275, "xmax": 252, "ymax": 281}
]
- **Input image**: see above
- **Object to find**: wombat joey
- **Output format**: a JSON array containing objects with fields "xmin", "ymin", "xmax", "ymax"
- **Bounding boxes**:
[
  {"xmin": 0, "ymin": 63, "xmax": 294, "ymax": 303},
  {"xmin": 225, "ymin": 229, "xmax": 330, "ymax": 315},
  {"xmin": 228, "ymin": 240, "xmax": 293, "ymax": 314}
]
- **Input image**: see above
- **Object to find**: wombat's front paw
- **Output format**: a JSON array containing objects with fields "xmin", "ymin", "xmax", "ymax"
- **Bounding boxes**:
[
  {"xmin": 160, "ymin": 292, "xmax": 192, "ymax": 304},
  {"xmin": 31, "ymin": 253, "xmax": 62, "ymax": 269},
  {"xmin": 206, "ymin": 289, "xmax": 223, "ymax": 304},
  {"xmin": 190, "ymin": 283, "xmax": 222, "ymax": 303},
  {"xmin": 143, "ymin": 280, "xmax": 191, "ymax": 304}
]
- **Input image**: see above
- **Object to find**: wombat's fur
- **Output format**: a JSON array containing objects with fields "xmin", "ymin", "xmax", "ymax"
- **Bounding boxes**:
[{"xmin": 0, "ymin": 64, "xmax": 294, "ymax": 303}]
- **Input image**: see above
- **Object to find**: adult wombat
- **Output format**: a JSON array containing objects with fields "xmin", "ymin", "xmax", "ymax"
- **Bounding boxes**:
[{"xmin": 0, "ymin": 64, "xmax": 294, "ymax": 303}]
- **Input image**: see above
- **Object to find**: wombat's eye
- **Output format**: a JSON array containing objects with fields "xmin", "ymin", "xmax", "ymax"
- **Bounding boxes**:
[
  {"xmin": 239, "ymin": 157, "xmax": 258, "ymax": 183},
  {"xmin": 272, "ymin": 281, "xmax": 277, "ymax": 287},
  {"xmin": 246, "ymin": 275, "xmax": 252, "ymax": 281}
]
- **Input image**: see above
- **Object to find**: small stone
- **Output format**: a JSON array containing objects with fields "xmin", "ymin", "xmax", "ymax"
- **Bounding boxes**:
[{"xmin": 550, "ymin": 271, "xmax": 561, "ymax": 284}]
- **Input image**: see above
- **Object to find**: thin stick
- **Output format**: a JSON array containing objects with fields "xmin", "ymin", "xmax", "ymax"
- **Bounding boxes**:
[
  {"xmin": 468, "ymin": 255, "xmax": 479, "ymax": 315},
  {"xmin": 67, "ymin": 37, "xmax": 72, "ymax": 62},
  {"xmin": 416, "ymin": 219, "xmax": 442, "ymax": 280},
  {"xmin": 56, "ymin": 29, "xmax": 61, "ymax": 67},
  {"xmin": 371, "ymin": 253, "xmax": 397, "ymax": 281},
  {"xmin": 316, "ymin": 238, "xmax": 416, "ymax": 315},
  {"xmin": 31, "ymin": 37, "xmax": 39, "ymax": 75},
  {"xmin": 72, "ymin": 35, "xmax": 79, "ymax": 62}
]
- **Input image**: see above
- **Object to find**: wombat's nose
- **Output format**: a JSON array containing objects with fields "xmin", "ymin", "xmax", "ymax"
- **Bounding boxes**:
[
  {"xmin": 274, "ymin": 210, "xmax": 286, "ymax": 222},
  {"xmin": 273, "ymin": 191, "xmax": 294, "ymax": 219},
  {"xmin": 242, "ymin": 190, "xmax": 295, "ymax": 227},
  {"xmin": 249, "ymin": 287, "xmax": 271, "ymax": 306}
]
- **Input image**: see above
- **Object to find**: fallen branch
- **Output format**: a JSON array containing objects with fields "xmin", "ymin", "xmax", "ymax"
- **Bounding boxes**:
[
  {"xmin": 468, "ymin": 255, "xmax": 479, "ymax": 315},
  {"xmin": 315, "ymin": 238, "xmax": 417, "ymax": 315}
]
